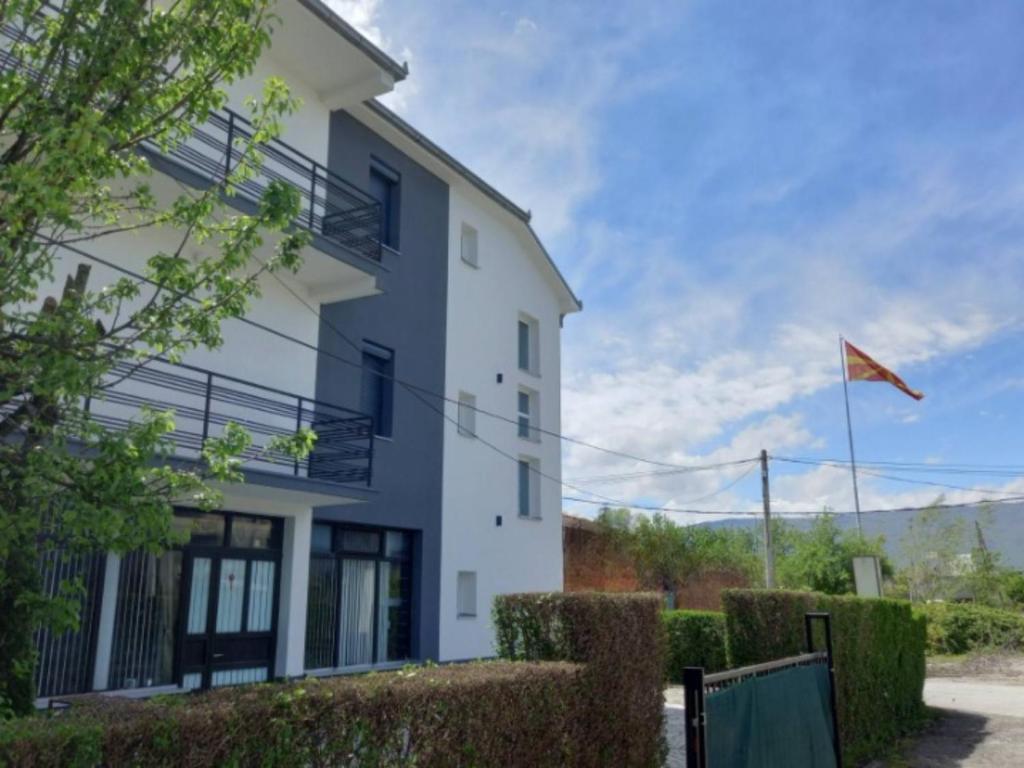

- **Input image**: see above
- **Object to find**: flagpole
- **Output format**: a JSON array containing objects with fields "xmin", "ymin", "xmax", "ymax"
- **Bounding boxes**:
[{"xmin": 839, "ymin": 335, "xmax": 864, "ymax": 536}]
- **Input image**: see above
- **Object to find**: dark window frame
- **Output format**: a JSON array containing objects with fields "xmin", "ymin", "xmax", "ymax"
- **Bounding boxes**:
[
  {"xmin": 369, "ymin": 159, "xmax": 400, "ymax": 250},
  {"xmin": 361, "ymin": 341, "xmax": 395, "ymax": 438}
]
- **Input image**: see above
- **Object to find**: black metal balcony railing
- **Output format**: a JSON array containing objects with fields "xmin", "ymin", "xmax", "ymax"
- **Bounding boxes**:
[
  {"xmin": 0, "ymin": 19, "xmax": 383, "ymax": 263},
  {"xmin": 87, "ymin": 359, "xmax": 374, "ymax": 487},
  {"xmin": 162, "ymin": 109, "xmax": 383, "ymax": 263}
]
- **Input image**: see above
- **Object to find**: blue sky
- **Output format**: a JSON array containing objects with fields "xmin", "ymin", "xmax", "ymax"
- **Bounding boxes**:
[{"xmin": 331, "ymin": 0, "xmax": 1024, "ymax": 520}]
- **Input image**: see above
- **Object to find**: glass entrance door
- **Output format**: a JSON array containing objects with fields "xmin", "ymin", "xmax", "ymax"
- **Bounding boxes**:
[
  {"xmin": 180, "ymin": 554, "xmax": 278, "ymax": 689},
  {"xmin": 175, "ymin": 512, "xmax": 282, "ymax": 690}
]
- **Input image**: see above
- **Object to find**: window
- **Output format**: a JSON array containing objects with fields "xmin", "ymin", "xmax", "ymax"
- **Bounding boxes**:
[
  {"xmin": 460, "ymin": 223, "xmax": 478, "ymax": 267},
  {"xmin": 369, "ymin": 162, "xmax": 400, "ymax": 249},
  {"xmin": 361, "ymin": 342, "xmax": 394, "ymax": 438},
  {"xmin": 457, "ymin": 391, "xmax": 476, "ymax": 437},
  {"xmin": 517, "ymin": 314, "xmax": 539, "ymax": 375},
  {"xmin": 518, "ymin": 457, "xmax": 541, "ymax": 519},
  {"xmin": 304, "ymin": 525, "xmax": 413, "ymax": 670},
  {"xmin": 517, "ymin": 388, "xmax": 539, "ymax": 441},
  {"xmin": 456, "ymin": 571, "xmax": 477, "ymax": 618}
]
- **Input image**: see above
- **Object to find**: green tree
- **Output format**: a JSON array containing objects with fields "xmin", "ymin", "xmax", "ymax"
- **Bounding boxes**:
[
  {"xmin": 898, "ymin": 500, "xmax": 968, "ymax": 603},
  {"xmin": 774, "ymin": 515, "xmax": 891, "ymax": 595},
  {"xmin": 0, "ymin": 0, "xmax": 314, "ymax": 715},
  {"xmin": 594, "ymin": 508, "xmax": 762, "ymax": 592}
]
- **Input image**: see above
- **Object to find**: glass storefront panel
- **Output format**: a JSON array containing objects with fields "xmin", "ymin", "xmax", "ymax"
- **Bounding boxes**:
[
  {"xmin": 338, "ymin": 559, "xmax": 376, "ymax": 666},
  {"xmin": 230, "ymin": 516, "xmax": 276, "ymax": 549},
  {"xmin": 306, "ymin": 525, "xmax": 413, "ymax": 669},
  {"xmin": 215, "ymin": 559, "xmax": 247, "ymax": 633}
]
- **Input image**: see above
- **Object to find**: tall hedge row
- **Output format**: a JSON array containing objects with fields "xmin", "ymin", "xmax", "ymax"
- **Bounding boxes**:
[
  {"xmin": 722, "ymin": 589, "xmax": 927, "ymax": 766},
  {"xmin": 0, "ymin": 662, "xmax": 582, "ymax": 768},
  {"xmin": 493, "ymin": 592, "xmax": 666, "ymax": 768},
  {"xmin": 663, "ymin": 610, "xmax": 727, "ymax": 682}
]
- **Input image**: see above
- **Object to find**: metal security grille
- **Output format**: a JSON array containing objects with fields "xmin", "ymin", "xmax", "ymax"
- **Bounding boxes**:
[
  {"xmin": 304, "ymin": 555, "xmax": 338, "ymax": 669},
  {"xmin": 108, "ymin": 551, "xmax": 181, "ymax": 691},
  {"xmin": 33, "ymin": 550, "xmax": 105, "ymax": 698}
]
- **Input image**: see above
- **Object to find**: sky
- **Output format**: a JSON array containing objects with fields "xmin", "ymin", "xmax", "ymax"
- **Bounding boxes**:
[{"xmin": 327, "ymin": 0, "xmax": 1024, "ymax": 523}]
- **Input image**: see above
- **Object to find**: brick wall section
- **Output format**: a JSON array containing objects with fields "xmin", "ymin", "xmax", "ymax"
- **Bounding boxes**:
[
  {"xmin": 674, "ymin": 569, "xmax": 750, "ymax": 611},
  {"xmin": 562, "ymin": 515, "xmax": 751, "ymax": 609},
  {"xmin": 562, "ymin": 515, "xmax": 640, "ymax": 593}
]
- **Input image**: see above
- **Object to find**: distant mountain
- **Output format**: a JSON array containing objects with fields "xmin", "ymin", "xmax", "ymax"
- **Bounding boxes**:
[{"xmin": 697, "ymin": 502, "xmax": 1024, "ymax": 569}]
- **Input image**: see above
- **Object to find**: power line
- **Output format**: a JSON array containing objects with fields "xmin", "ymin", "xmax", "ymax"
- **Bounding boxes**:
[
  {"xmin": 566, "ymin": 457, "xmax": 759, "ymax": 485},
  {"xmin": 775, "ymin": 455, "xmax": 1024, "ymax": 475},
  {"xmin": 563, "ymin": 492, "xmax": 1024, "ymax": 519},
  {"xmin": 45, "ymin": 235, "xmax": 749, "ymax": 473},
  {"xmin": 773, "ymin": 457, "xmax": 1023, "ymax": 497}
]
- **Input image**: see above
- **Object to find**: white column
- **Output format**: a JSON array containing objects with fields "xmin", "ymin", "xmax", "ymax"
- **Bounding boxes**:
[
  {"xmin": 91, "ymin": 552, "xmax": 121, "ymax": 691},
  {"xmin": 275, "ymin": 509, "xmax": 312, "ymax": 678}
]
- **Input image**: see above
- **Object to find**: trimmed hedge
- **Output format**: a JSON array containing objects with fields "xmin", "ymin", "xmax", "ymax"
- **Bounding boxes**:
[
  {"xmin": 663, "ymin": 610, "xmax": 727, "ymax": 682},
  {"xmin": 722, "ymin": 589, "xmax": 926, "ymax": 767},
  {"xmin": 0, "ymin": 662, "xmax": 582, "ymax": 767},
  {"xmin": 918, "ymin": 602, "xmax": 1024, "ymax": 655},
  {"xmin": 494, "ymin": 592, "xmax": 665, "ymax": 768}
]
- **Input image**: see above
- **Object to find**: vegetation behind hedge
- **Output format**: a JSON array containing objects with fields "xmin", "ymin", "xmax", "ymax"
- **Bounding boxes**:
[
  {"xmin": 722, "ymin": 589, "xmax": 926, "ymax": 767},
  {"xmin": 917, "ymin": 602, "xmax": 1024, "ymax": 655},
  {"xmin": 494, "ymin": 592, "xmax": 666, "ymax": 768},
  {"xmin": 663, "ymin": 610, "xmax": 727, "ymax": 682},
  {"xmin": 0, "ymin": 662, "xmax": 581, "ymax": 768}
]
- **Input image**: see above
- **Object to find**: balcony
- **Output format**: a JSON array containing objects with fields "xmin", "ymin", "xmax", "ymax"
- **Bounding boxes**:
[
  {"xmin": 154, "ymin": 108, "xmax": 383, "ymax": 263},
  {"xmin": 0, "ymin": 17, "xmax": 384, "ymax": 265},
  {"xmin": 88, "ymin": 359, "xmax": 374, "ymax": 487}
]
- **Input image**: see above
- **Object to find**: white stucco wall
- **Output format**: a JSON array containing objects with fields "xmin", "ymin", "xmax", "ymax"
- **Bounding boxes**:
[{"xmin": 438, "ymin": 185, "xmax": 567, "ymax": 661}]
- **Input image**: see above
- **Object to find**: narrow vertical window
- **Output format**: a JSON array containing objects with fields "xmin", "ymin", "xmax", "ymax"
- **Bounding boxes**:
[
  {"xmin": 457, "ymin": 391, "xmax": 476, "ymax": 437},
  {"xmin": 518, "ymin": 320, "xmax": 530, "ymax": 371},
  {"xmin": 460, "ymin": 223, "xmax": 479, "ymax": 267},
  {"xmin": 517, "ymin": 315, "xmax": 539, "ymax": 375},
  {"xmin": 517, "ymin": 388, "xmax": 539, "ymax": 441},
  {"xmin": 369, "ymin": 162, "xmax": 400, "ymax": 249},
  {"xmin": 518, "ymin": 458, "xmax": 540, "ymax": 519},
  {"xmin": 456, "ymin": 571, "xmax": 477, "ymax": 618},
  {"xmin": 361, "ymin": 342, "xmax": 394, "ymax": 438}
]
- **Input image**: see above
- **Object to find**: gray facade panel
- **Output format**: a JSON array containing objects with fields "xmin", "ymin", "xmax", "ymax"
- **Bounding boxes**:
[{"xmin": 315, "ymin": 110, "xmax": 449, "ymax": 662}]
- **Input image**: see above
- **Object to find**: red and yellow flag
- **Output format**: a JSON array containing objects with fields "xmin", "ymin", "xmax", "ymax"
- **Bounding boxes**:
[{"xmin": 845, "ymin": 341, "xmax": 924, "ymax": 401}]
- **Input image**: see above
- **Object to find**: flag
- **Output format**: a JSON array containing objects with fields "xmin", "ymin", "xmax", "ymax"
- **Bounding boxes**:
[{"xmin": 844, "ymin": 341, "xmax": 924, "ymax": 401}]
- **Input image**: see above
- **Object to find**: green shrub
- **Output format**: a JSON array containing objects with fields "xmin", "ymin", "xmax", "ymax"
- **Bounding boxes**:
[
  {"xmin": 663, "ymin": 610, "xmax": 727, "ymax": 682},
  {"xmin": 0, "ymin": 662, "xmax": 581, "ymax": 768},
  {"xmin": 722, "ymin": 589, "xmax": 926, "ymax": 767},
  {"xmin": 493, "ymin": 592, "xmax": 665, "ymax": 768},
  {"xmin": 917, "ymin": 602, "xmax": 1024, "ymax": 655}
]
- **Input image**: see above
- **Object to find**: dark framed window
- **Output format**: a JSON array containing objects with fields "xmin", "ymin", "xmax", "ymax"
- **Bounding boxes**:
[
  {"xmin": 369, "ymin": 161, "xmax": 400, "ymax": 249},
  {"xmin": 304, "ymin": 524, "xmax": 414, "ymax": 670},
  {"xmin": 361, "ymin": 342, "xmax": 394, "ymax": 438}
]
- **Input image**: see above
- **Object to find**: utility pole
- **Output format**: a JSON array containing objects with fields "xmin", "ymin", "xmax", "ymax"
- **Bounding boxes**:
[{"xmin": 760, "ymin": 449, "xmax": 775, "ymax": 588}]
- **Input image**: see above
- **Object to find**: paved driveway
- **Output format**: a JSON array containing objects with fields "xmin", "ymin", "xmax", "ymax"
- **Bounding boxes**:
[{"xmin": 903, "ymin": 677, "xmax": 1024, "ymax": 767}]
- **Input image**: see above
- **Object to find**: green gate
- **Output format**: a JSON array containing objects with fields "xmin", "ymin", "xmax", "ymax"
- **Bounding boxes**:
[{"xmin": 683, "ymin": 612, "xmax": 842, "ymax": 768}]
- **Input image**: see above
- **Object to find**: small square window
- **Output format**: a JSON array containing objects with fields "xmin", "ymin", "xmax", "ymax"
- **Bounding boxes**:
[
  {"xmin": 457, "ymin": 391, "xmax": 476, "ymax": 437},
  {"xmin": 517, "ymin": 457, "xmax": 541, "ymax": 519},
  {"xmin": 457, "ymin": 571, "xmax": 477, "ymax": 618},
  {"xmin": 460, "ymin": 223, "xmax": 479, "ymax": 267},
  {"xmin": 517, "ymin": 315, "xmax": 539, "ymax": 375}
]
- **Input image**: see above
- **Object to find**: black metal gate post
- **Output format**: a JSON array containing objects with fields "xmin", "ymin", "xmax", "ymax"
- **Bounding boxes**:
[
  {"xmin": 805, "ymin": 612, "xmax": 843, "ymax": 768},
  {"xmin": 683, "ymin": 666, "xmax": 708, "ymax": 768}
]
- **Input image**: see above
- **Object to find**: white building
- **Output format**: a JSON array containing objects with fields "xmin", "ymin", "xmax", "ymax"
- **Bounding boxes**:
[{"xmin": 15, "ymin": 0, "xmax": 580, "ymax": 702}]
